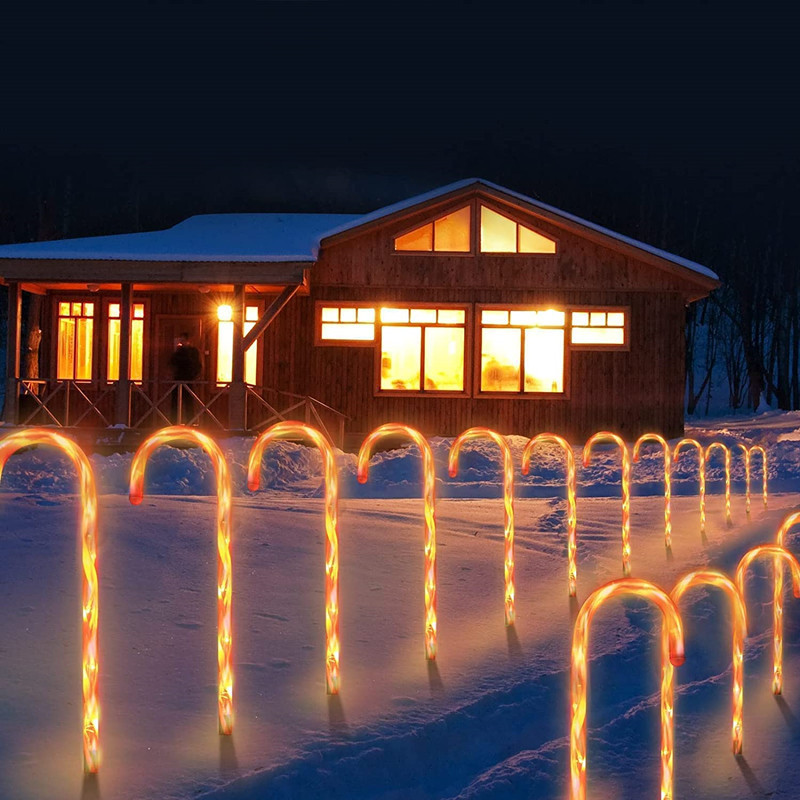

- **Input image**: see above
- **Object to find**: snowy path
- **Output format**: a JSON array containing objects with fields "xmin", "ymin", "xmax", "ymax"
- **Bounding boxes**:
[{"xmin": 2, "ymin": 488, "xmax": 799, "ymax": 799}]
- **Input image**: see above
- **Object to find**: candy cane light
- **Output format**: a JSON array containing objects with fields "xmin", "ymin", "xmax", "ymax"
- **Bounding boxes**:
[
  {"xmin": 737, "ymin": 444, "xmax": 768, "ymax": 514},
  {"xmin": 522, "ymin": 433, "xmax": 578, "ymax": 596},
  {"xmin": 247, "ymin": 421, "xmax": 341, "ymax": 694},
  {"xmin": 358, "ymin": 424, "xmax": 438, "ymax": 660},
  {"xmin": 673, "ymin": 438, "xmax": 706, "ymax": 536},
  {"xmin": 772, "ymin": 510, "xmax": 800, "ymax": 697},
  {"xmin": 633, "ymin": 433, "xmax": 672, "ymax": 552},
  {"xmin": 449, "ymin": 428, "xmax": 516, "ymax": 626},
  {"xmin": 582, "ymin": 432, "xmax": 631, "ymax": 576},
  {"xmin": 129, "ymin": 426, "xmax": 234, "ymax": 733},
  {"xmin": 667, "ymin": 570, "xmax": 747, "ymax": 754},
  {"xmin": 704, "ymin": 442, "xmax": 732, "ymax": 525},
  {"xmin": 0, "ymin": 430, "xmax": 100, "ymax": 773},
  {"xmin": 570, "ymin": 578, "xmax": 684, "ymax": 800},
  {"xmin": 736, "ymin": 544, "xmax": 800, "ymax": 696}
]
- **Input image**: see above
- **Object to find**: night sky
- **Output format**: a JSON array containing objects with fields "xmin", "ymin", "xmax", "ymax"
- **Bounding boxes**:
[{"xmin": 1, "ymin": 7, "xmax": 797, "ymax": 275}]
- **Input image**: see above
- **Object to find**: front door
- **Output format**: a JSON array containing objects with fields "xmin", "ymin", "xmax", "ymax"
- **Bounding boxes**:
[{"xmin": 155, "ymin": 315, "xmax": 206, "ymax": 383}]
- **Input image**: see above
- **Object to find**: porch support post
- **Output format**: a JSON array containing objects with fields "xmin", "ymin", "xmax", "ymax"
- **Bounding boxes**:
[
  {"xmin": 114, "ymin": 281, "xmax": 133, "ymax": 425},
  {"xmin": 228, "ymin": 283, "xmax": 246, "ymax": 431},
  {"xmin": 3, "ymin": 282, "xmax": 21, "ymax": 424}
]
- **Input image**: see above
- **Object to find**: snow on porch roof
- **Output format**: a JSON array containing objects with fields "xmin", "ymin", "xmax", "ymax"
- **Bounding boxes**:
[
  {"xmin": 320, "ymin": 178, "xmax": 720, "ymax": 282},
  {"xmin": 0, "ymin": 213, "xmax": 361, "ymax": 263}
]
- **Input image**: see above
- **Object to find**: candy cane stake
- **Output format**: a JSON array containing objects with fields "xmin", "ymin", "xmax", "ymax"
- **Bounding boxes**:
[
  {"xmin": 570, "ymin": 578, "xmax": 684, "ymax": 800},
  {"xmin": 247, "ymin": 421, "xmax": 341, "ymax": 695},
  {"xmin": 583, "ymin": 432, "xmax": 631, "ymax": 576},
  {"xmin": 633, "ymin": 433, "xmax": 672, "ymax": 552},
  {"xmin": 130, "ymin": 426, "xmax": 234, "ymax": 733},
  {"xmin": 522, "ymin": 433, "xmax": 578, "ymax": 596},
  {"xmin": 358, "ymin": 424, "xmax": 438, "ymax": 660},
  {"xmin": 449, "ymin": 428, "xmax": 516, "ymax": 626},
  {"xmin": 0, "ymin": 430, "xmax": 101, "ymax": 773}
]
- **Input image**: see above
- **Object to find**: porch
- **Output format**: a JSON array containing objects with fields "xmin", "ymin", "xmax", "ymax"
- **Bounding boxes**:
[{"xmin": 14, "ymin": 378, "xmax": 347, "ymax": 446}]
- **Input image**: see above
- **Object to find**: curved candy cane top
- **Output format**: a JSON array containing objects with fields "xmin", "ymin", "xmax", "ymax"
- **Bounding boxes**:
[
  {"xmin": 673, "ymin": 438, "xmax": 704, "ymax": 461},
  {"xmin": 736, "ymin": 545, "xmax": 800, "ymax": 599},
  {"xmin": 129, "ymin": 426, "xmax": 231, "ymax": 507},
  {"xmin": 574, "ymin": 578, "xmax": 685, "ymax": 666},
  {"xmin": 671, "ymin": 569, "xmax": 747, "ymax": 632},
  {"xmin": 633, "ymin": 433, "xmax": 670, "ymax": 464},
  {"xmin": 357, "ymin": 423, "xmax": 435, "ymax": 485},
  {"xmin": 777, "ymin": 511, "xmax": 800, "ymax": 546},
  {"xmin": 448, "ymin": 427, "xmax": 513, "ymax": 479},
  {"xmin": 582, "ymin": 431, "xmax": 628, "ymax": 468},
  {"xmin": 247, "ymin": 421, "xmax": 338, "ymax": 494},
  {"xmin": 521, "ymin": 432, "xmax": 575, "ymax": 474},
  {"xmin": 0, "ymin": 429, "xmax": 100, "ymax": 772},
  {"xmin": 704, "ymin": 441, "xmax": 731, "ymax": 463}
]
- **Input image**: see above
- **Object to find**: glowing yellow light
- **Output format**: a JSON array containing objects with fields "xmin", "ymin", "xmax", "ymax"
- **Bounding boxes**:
[
  {"xmin": 358, "ymin": 424, "xmax": 438, "ymax": 660},
  {"xmin": 772, "ymin": 511, "xmax": 800, "ymax": 696},
  {"xmin": 633, "ymin": 434, "xmax": 672, "ymax": 552},
  {"xmin": 737, "ymin": 443, "xmax": 768, "ymax": 514},
  {"xmin": 217, "ymin": 304, "xmax": 233, "ymax": 322},
  {"xmin": 673, "ymin": 439, "xmax": 706, "ymax": 536},
  {"xmin": 449, "ymin": 428, "xmax": 516, "ymax": 626},
  {"xmin": 570, "ymin": 578, "xmax": 684, "ymax": 800},
  {"xmin": 736, "ymin": 544, "xmax": 800, "ymax": 697},
  {"xmin": 705, "ymin": 442, "xmax": 732, "ymax": 525},
  {"xmin": 668, "ymin": 570, "xmax": 747, "ymax": 755},
  {"xmin": 583, "ymin": 432, "xmax": 632, "ymax": 576},
  {"xmin": 129, "ymin": 427, "xmax": 234, "ymax": 733},
  {"xmin": 247, "ymin": 422, "xmax": 341, "ymax": 694},
  {"xmin": 522, "ymin": 433, "xmax": 577, "ymax": 596},
  {"xmin": 0, "ymin": 430, "xmax": 101, "ymax": 772}
]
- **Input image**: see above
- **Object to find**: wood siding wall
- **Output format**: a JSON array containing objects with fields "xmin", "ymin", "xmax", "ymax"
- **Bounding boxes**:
[{"xmin": 34, "ymin": 190, "xmax": 708, "ymax": 441}]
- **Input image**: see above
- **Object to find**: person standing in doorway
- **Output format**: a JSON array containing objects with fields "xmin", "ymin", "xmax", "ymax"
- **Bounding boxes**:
[{"xmin": 169, "ymin": 332, "xmax": 202, "ymax": 423}]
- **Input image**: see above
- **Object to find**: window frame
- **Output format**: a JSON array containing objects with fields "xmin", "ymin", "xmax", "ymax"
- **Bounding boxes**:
[
  {"xmin": 568, "ymin": 306, "xmax": 630, "ymax": 352},
  {"xmin": 53, "ymin": 296, "xmax": 98, "ymax": 383},
  {"xmin": 477, "ymin": 200, "xmax": 560, "ymax": 256},
  {"xmin": 391, "ymin": 202, "xmax": 477, "ymax": 256},
  {"xmin": 214, "ymin": 300, "xmax": 265, "ymax": 387},
  {"xmin": 315, "ymin": 301, "xmax": 380, "ymax": 347},
  {"xmin": 103, "ymin": 296, "xmax": 149, "ymax": 384},
  {"xmin": 474, "ymin": 303, "xmax": 570, "ymax": 399},
  {"xmin": 373, "ymin": 302, "xmax": 472, "ymax": 397}
]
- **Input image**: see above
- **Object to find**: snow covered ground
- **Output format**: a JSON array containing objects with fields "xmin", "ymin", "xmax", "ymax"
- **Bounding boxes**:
[{"xmin": 1, "ymin": 412, "xmax": 800, "ymax": 799}]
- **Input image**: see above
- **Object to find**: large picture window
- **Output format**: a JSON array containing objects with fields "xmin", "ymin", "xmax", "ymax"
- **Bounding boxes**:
[
  {"xmin": 107, "ymin": 302, "xmax": 145, "ymax": 382},
  {"xmin": 57, "ymin": 301, "xmax": 94, "ymax": 380},
  {"xmin": 479, "ymin": 308, "xmax": 565, "ymax": 394},
  {"xmin": 379, "ymin": 307, "xmax": 467, "ymax": 392}
]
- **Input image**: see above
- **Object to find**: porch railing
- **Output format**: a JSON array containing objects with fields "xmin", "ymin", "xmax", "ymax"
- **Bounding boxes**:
[{"xmin": 14, "ymin": 379, "xmax": 349, "ymax": 447}]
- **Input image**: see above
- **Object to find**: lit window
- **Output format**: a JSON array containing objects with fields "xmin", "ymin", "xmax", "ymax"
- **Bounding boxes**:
[
  {"xmin": 480, "ymin": 206, "xmax": 556, "ymax": 254},
  {"xmin": 319, "ymin": 305, "xmax": 376, "ymax": 342},
  {"xmin": 57, "ymin": 301, "xmax": 94, "ymax": 380},
  {"xmin": 480, "ymin": 307, "xmax": 564, "ymax": 393},
  {"xmin": 394, "ymin": 207, "xmax": 471, "ymax": 252},
  {"xmin": 571, "ymin": 310, "xmax": 626, "ymax": 346},
  {"xmin": 216, "ymin": 304, "xmax": 261, "ymax": 385},
  {"xmin": 107, "ymin": 302, "xmax": 145, "ymax": 381},
  {"xmin": 380, "ymin": 307, "xmax": 467, "ymax": 392}
]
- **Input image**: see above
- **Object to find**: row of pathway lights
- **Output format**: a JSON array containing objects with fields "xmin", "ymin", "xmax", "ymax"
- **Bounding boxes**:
[{"xmin": 0, "ymin": 423, "xmax": 775, "ymax": 792}]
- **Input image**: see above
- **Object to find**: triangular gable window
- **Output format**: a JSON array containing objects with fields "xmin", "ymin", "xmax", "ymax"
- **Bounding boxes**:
[
  {"xmin": 394, "ymin": 206, "xmax": 471, "ymax": 252},
  {"xmin": 480, "ymin": 206, "xmax": 556, "ymax": 254}
]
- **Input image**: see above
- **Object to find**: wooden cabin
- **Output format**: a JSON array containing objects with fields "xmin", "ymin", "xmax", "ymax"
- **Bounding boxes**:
[{"xmin": 0, "ymin": 179, "xmax": 719, "ymax": 445}]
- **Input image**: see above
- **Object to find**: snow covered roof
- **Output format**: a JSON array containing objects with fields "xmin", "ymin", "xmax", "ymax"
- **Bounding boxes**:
[
  {"xmin": 320, "ymin": 178, "xmax": 720, "ymax": 282},
  {"xmin": 0, "ymin": 178, "xmax": 718, "ymax": 284},
  {"xmin": 0, "ymin": 213, "xmax": 360, "ymax": 263}
]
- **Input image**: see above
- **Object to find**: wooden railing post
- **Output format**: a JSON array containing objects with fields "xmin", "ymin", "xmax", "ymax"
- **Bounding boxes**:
[
  {"xmin": 3, "ymin": 282, "xmax": 21, "ymax": 424},
  {"xmin": 228, "ymin": 284, "xmax": 246, "ymax": 431},
  {"xmin": 114, "ymin": 281, "xmax": 133, "ymax": 425}
]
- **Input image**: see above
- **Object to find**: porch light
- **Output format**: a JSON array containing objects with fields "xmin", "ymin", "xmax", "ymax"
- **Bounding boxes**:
[{"xmin": 217, "ymin": 304, "xmax": 233, "ymax": 321}]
